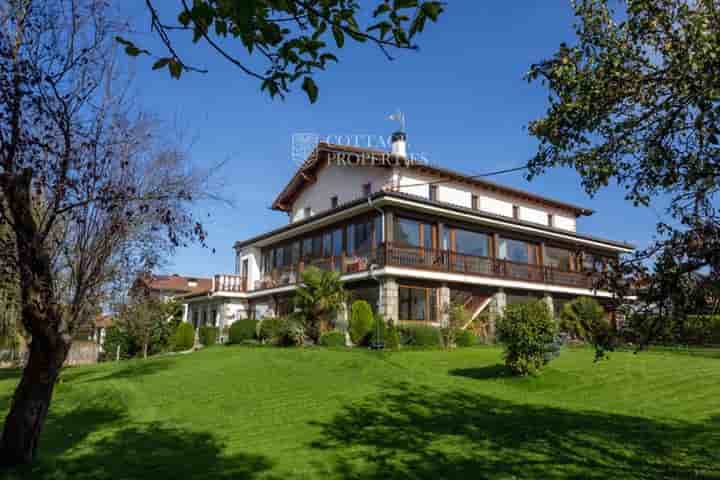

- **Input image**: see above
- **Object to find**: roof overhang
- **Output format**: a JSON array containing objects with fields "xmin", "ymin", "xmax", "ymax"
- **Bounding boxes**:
[{"xmin": 237, "ymin": 191, "xmax": 634, "ymax": 253}]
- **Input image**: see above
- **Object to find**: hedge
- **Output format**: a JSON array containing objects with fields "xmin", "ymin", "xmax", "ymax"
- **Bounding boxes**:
[
  {"xmin": 399, "ymin": 324, "xmax": 443, "ymax": 347},
  {"xmin": 199, "ymin": 326, "xmax": 219, "ymax": 347},
  {"xmin": 349, "ymin": 300, "xmax": 374, "ymax": 345},
  {"xmin": 229, "ymin": 320, "xmax": 259, "ymax": 344},
  {"xmin": 455, "ymin": 329, "xmax": 478, "ymax": 347}
]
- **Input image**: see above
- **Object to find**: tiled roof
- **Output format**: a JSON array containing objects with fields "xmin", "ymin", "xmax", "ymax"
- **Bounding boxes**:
[{"xmin": 137, "ymin": 274, "xmax": 212, "ymax": 295}]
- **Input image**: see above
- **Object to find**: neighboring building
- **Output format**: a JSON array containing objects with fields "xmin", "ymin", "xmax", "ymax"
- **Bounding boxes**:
[
  {"xmin": 181, "ymin": 132, "xmax": 634, "ymax": 335},
  {"xmin": 132, "ymin": 274, "xmax": 212, "ymax": 302}
]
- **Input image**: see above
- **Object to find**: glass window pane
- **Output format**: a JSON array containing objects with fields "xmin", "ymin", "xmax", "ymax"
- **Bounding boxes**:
[
  {"xmin": 395, "ymin": 218, "xmax": 421, "ymax": 247},
  {"xmin": 323, "ymin": 232, "xmax": 332, "ymax": 257},
  {"xmin": 356, "ymin": 220, "xmax": 372, "ymax": 252},
  {"xmin": 545, "ymin": 246, "xmax": 573, "ymax": 270},
  {"xmin": 302, "ymin": 238, "xmax": 313, "ymax": 259},
  {"xmin": 347, "ymin": 224, "xmax": 355, "ymax": 254},
  {"xmin": 332, "ymin": 229, "xmax": 343, "ymax": 256},
  {"xmin": 453, "ymin": 229, "xmax": 490, "ymax": 257},
  {"xmin": 499, "ymin": 238, "xmax": 536, "ymax": 264},
  {"xmin": 375, "ymin": 216, "xmax": 383, "ymax": 247},
  {"xmin": 312, "ymin": 236, "xmax": 322, "ymax": 258}
]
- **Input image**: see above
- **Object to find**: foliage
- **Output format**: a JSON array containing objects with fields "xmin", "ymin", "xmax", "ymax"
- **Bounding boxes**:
[
  {"xmin": 149, "ymin": 316, "xmax": 175, "ymax": 355},
  {"xmin": 320, "ymin": 330, "xmax": 346, "ymax": 348},
  {"xmin": 199, "ymin": 326, "xmax": 219, "ymax": 347},
  {"xmin": 497, "ymin": 300, "xmax": 560, "ymax": 376},
  {"xmin": 370, "ymin": 314, "xmax": 400, "ymax": 350},
  {"xmin": 117, "ymin": 299, "xmax": 173, "ymax": 358},
  {"xmin": 441, "ymin": 302, "xmax": 472, "ymax": 349},
  {"xmin": 526, "ymin": 0, "xmax": 720, "ymax": 347},
  {"xmin": 101, "ymin": 326, "xmax": 133, "ymax": 361},
  {"xmin": 129, "ymin": 1, "xmax": 444, "ymax": 102},
  {"xmin": 349, "ymin": 300, "xmax": 375, "ymax": 345},
  {"xmin": 559, "ymin": 297, "xmax": 614, "ymax": 360},
  {"xmin": 258, "ymin": 317, "xmax": 304, "ymax": 347},
  {"xmin": 229, "ymin": 320, "xmax": 259, "ymax": 344},
  {"xmin": 173, "ymin": 323, "xmax": 196, "ymax": 352},
  {"xmin": 294, "ymin": 267, "xmax": 347, "ymax": 343},
  {"xmin": 623, "ymin": 314, "xmax": 720, "ymax": 347},
  {"xmin": 399, "ymin": 325, "xmax": 443, "ymax": 348},
  {"xmin": 455, "ymin": 329, "xmax": 478, "ymax": 348}
]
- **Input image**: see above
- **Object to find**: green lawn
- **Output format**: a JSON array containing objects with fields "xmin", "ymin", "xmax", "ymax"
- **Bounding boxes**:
[{"xmin": 1, "ymin": 346, "xmax": 719, "ymax": 479}]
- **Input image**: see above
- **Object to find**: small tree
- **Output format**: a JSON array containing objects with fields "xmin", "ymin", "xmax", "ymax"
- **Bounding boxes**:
[
  {"xmin": 349, "ymin": 300, "xmax": 374, "ymax": 345},
  {"xmin": 560, "ymin": 297, "xmax": 614, "ymax": 360},
  {"xmin": 117, "ymin": 300, "xmax": 168, "ymax": 359},
  {"xmin": 442, "ymin": 302, "xmax": 472, "ymax": 349},
  {"xmin": 294, "ymin": 267, "xmax": 346, "ymax": 343},
  {"xmin": 497, "ymin": 300, "xmax": 559, "ymax": 376},
  {"xmin": 172, "ymin": 323, "xmax": 196, "ymax": 352}
]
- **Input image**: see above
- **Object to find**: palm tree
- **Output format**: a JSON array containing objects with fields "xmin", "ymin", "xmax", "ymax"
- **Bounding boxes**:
[{"xmin": 294, "ymin": 267, "xmax": 347, "ymax": 343}]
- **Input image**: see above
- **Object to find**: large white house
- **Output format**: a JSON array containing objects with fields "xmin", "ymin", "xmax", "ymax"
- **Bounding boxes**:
[{"xmin": 181, "ymin": 132, "xmax": 633, "ymax": 335}]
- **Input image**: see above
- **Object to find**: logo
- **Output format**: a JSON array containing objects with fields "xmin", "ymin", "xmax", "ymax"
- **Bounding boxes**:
[{"xmin": 291, "ymin": 133, "xmax": 321, "ymax": 166}]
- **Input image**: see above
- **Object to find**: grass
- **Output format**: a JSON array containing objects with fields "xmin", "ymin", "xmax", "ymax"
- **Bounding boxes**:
[{"xmin": 0, "ymin": 345, "xmax": 719, "ymax": 479}]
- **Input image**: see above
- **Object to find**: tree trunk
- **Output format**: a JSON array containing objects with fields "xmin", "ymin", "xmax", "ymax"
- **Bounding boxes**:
[{"xmin": 0, "ymin": 312, "xmax": 70, "ymax": 466}]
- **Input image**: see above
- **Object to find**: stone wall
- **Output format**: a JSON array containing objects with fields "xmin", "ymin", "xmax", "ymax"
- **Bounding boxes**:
[{"xmin": 65, "ymin": 341, "xmax": 99, "ymax": 366}]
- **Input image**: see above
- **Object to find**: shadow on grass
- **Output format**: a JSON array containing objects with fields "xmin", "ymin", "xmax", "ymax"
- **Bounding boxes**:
[
  {"xmin": 60, "ymin": 357, "xmax": 175, "ymax": 385},
  {"xmin": 4, "ymin": 403, "xmax": 273, "ymax": 480},
  {"xmin": 310, "ymin": 382, "xmax": 720, "ymax": 479},
  {"xmin": 448, "ymin": 364, "xmax": 510, "ymax": 380}
]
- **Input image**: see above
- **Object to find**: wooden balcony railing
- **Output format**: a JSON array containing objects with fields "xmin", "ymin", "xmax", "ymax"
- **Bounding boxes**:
[
  {"xmin": 213, "ymin": 274, "xmax": 247, "ymax": 293},
  {"xmin": 250, "ymin": 243, "xmax": 600, "ymax": 292}
]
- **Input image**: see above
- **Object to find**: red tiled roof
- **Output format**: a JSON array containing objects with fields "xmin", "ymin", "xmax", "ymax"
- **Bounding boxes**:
[{"xmin": 136, "ymin": 274, "xmax": 212, "ymax": 296}]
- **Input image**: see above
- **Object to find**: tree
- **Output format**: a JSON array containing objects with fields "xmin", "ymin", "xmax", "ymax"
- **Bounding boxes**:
[
  {"xmin": 122, "ymin": 0, "xmax": 444, "ymax": 102},
  {"xmin": 559, "ymin": 297, "xmax": 613, "ymax": 360},
  {"xmin": 0, "ymin": 1, "xmax": 211, "ymax": 465},
  {"xmin": 294, "ymin": 267, "xmax": 347, "ymax": 343},
  {"xmin": 441, "ymin": 301, "xmax": 472, "ymax": 349},
  {"xmin": 526, "ymin": 0, "xmax": 720, "ymax": 346},
  {"xmin": 116, "ymin": 299, "xmax": 169, "ymax": 359}
]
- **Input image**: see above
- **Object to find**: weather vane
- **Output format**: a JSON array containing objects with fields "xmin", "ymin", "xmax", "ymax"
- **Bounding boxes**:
[{"xmin": 388, "ymin": 109, "xmax": 406, "ymax": 133}]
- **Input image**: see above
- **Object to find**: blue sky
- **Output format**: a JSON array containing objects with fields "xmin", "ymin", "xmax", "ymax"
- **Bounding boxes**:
[{"xmin": 122, "ymin": 2, "xmax": 663, "ymax": 278}]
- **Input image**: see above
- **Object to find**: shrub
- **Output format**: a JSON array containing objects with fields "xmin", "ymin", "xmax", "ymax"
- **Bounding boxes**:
[
  {"xmin": 370, "ymin": 314, "xmax": 400, "ymax": 350},
  {"xmin": 149, "ymin": 318, "xmax": 174, "ymax": 355},
  {"xmin": 399, "ymin": 324, "xmax": 443, "ymax": 347},
  {"xmin": 199, "ymin": 326, "xmax": 219, "ymax": 347},
  {"xmin": 258, "ymin": 317, "xmax": 305, "ymax": 346},
  {"xmin": 455, "ymin": 329, "xmax": 477, "ymax": 347},
  {"xmin": 102, "ymin": 325, "xmax": 133, "ymax": 360},
  {"xmin": 349, "ymin": 300, "xmax": 375, "ymax": 345},
  {"xmin": 172, "ymin": 322, "xmax": 196, "ymax": 351},
  {"xmin": 320, "ymin": 330, "xmax": 346, "ymax": 347},
  {"xmin": 560, "ymin": 297, "xmax": 613, "ymax": 358},
  {"xmin": 497, "ymin": 300, "xmax": 559, "ymax": 376},
  {"xmin": 258, "ymin": 318, "xmax": 285, "ymax": 343},
  {"xmin": 229, "ymin": 320, "xmax": 259, "ymax": 344}
]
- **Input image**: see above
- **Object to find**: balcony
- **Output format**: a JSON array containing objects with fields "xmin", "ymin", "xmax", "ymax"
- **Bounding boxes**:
[
  {"xmin": 251, "ymin": 243, "xmax": 600, "ymax": 292},
  {"xmin": 213, "ymin": 274, "xmax": 247, "ymax": 293}
]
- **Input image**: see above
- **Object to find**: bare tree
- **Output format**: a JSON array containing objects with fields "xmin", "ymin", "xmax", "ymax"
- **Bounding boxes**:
[{"xmin": 0, "ymin": 0, "xmax": 212, "ymax": 465}]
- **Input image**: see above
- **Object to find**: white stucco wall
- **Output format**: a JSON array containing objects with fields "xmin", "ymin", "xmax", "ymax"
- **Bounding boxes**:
[
  {"xmin": 438, "ymin": 185, "xmax": 472, "ymax": 208},
  {"xmin": 553, "ymin": 214, "xmax": 576, "ymax": 231},
  {"xmin": 519, "ymin": 205, "xmax": 548, "ymax": 226},
  {"xmin": 397, "ymin": 174, "xmax": 430, "ymax": 198},
  {"xmin": 291, "ymin": 164, "xmax": 392, "ymax": 222},
  {"xmin": 236, "ymin": 246, "xmax": 261, "ymax": 289},
  {"xmin": 479, "ymin": 195, "xmax": 514, "ymax": 217}
]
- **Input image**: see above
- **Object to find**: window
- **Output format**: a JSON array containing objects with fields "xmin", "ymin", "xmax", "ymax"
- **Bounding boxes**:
[
  {"xmin": 332, "ymin": 228, "xmax": 343, "ymax": 256},
  {"xmin": 544, "ymin": 246, "xmax": 574, "ymax": 271},
  {"xmin": 192, "ymin": 311, "xmax": 199, "ymax": 328},
  {"xmin": 582, "ymin": 253, "xmax": 606, "ymax": 272},
  {"xmin": 302, "ymin": 238, "xmax": 313, "ymax": 259},
  {"xmin": 346, "ymin": 224, "xmax": 355, "ymax": 254},
  {"xmin": 374, "ymin": 216, "xmax": 383, "ymax": 247},
  {"xmin": 498, "ymin": 237, "xmax": 538, "ymax": 264},
  {"xmin": 547, "ymin": 213, "xmax": 554, "ymax": 227},
  {"xmin": 399, "ymin": 286, "xmax": 438, "ymax": 322},
  {"xmin": 331, "ymin": 196, "xmax": 339, "ymax": 208},
  {"xmin": 210, "ymin": 309, "xmax": 217, "ymax": 327},
  {"xmin": 312, "ymin": 235, "xmax": 323, "ymax": 258},
  {"xmin": 512, "ymin": 205, "xmax": 520, "ymax": 219},
  {"xmin": 355, "ymin": 219, "xmax": 373, "ymax": 252},
  {"xmin": 394, "ymin": 217, "xmax": 433, "ymax": 249},
  {"xmin": 323, "ymin": 231, "xmax": 332, "ymax": 257},
  {"xmin": 362, "ymin": 183, "xmax": 372, "ymax": 196},
  {"xmin": 429, "ymin": 185, "xmax": 438, "ymax": 201},
  {"xmin": 303, "ymin": 207, "xmax": 312, "ymax": 218},
  {"xmin": 451, "ymin": 228, "xmax": 490, "ymax": 257},
  {"xmin": 291, "ymin": 242, "xmax": 300, "ymax": 265},
  {"xmin": 471, "ymin": 194, "xmax": 479, "ymax": 210}
]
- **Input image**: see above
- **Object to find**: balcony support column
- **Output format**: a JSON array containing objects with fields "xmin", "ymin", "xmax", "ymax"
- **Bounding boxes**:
[
  {"xmin": 488, "ymin": 288, "xmax": 507, "ymax": 340},
  {"xmin": 378, "ymin": 277, "xmax": 399, "ymax": 325}
]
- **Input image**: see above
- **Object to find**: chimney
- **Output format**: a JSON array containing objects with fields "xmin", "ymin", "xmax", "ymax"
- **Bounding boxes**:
[{"xmin": 391, "ymin": 131, "xmax": 407, "ymax": 157}]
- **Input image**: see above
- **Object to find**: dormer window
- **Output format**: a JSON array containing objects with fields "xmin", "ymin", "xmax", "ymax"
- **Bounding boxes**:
[
  {"xmin": 304, "ymin": 207, "xmax": 312, "ymax": 218},
  {"xmin": 331, "ymin": 196, "xmax": 339, "ymax": 208},
  {"xmin": 362, "ymin": 183, "xmax": 372, "ymax": 197}
]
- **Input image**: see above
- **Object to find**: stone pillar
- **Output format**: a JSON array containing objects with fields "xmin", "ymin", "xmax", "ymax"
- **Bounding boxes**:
[
  {"xmin": 379, "ymin": 278, "xmax": 399, "ymax": 325},
  {"xmin": 543, "ymin": 293, "xmax": 554, "ymax": 316},
  {"xmin": 182, "ymin": 303, "xmax": 189, "ymax": 323},
  {"xmin": 439, "ymin": 283, "xmax": 451, "ymax": 327},
  {"xmin": 488, "ymin": 288, "xmax": 507, "ymax": 340},
  {"xmin": 335, "ymin": 302, "xmax": 349, "ymax": 333}
]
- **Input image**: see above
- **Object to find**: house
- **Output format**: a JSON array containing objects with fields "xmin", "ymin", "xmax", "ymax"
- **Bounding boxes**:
[
  {"xmin": 132, "ymin": 274, "xmax": 212, "ymax": 303},
  {"xmin": 181, "ymin": 131, "xmax": 634, "ymax": 335}
]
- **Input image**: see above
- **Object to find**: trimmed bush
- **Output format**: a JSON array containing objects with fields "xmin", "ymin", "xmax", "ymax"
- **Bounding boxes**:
[
  {"xmin": 399, "ymin": 324, "xmax": 443, "ymax": 347},
  {"xmin": 320, "ymin": 330, "xmax": 346, "ymax": 347},
  {"xmin": 455, "ymin": 329, "xmax": 478, "ymax": 347},
  {"xmin": 172, "ymin": 322, "xmax": 195, "ymax": 351},
  {"xmin": 497, "ymin": 300, "xmax": 559, "ymax": 376},
  {"xmin": 258, "ymin": 317, "xmax": 305, "ymax": 346},
  {"xmin": 199, "ymin": 326, "xmax": 219, "ymax": 347},
  {"xmin": 229, "ymin": 320, "xmax": 259, "ymax": 344},
  {"xmin": 349, "ymin": 300, "xmax": 375, "ymax": 345},
  {"xmin": 258, "ymin": 318, "xmax": 285, "ymax": 343},
  {"xmin": 102, "ymin": 325, "xmax": 133, "ymax": 360}
]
